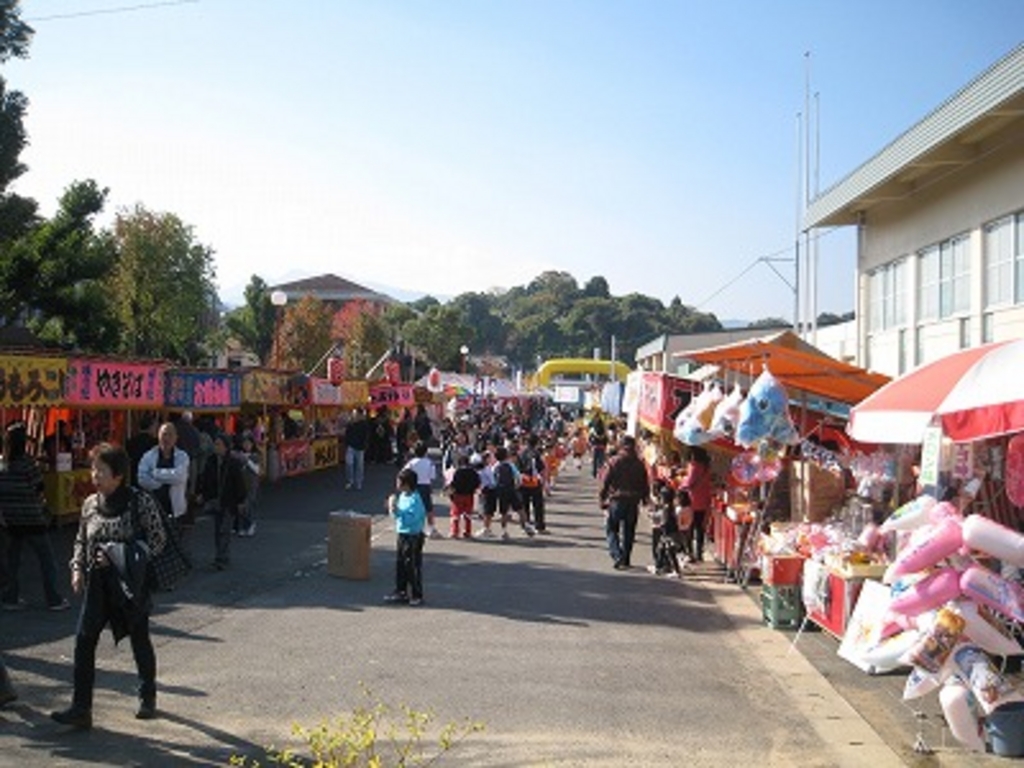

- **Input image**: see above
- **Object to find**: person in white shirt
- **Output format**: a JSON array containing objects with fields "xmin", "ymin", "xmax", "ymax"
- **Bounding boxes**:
[
  {"xmin": 403, "ymin": 441, "xmax": 440, "ymax": 539},
  {"xmin": 137, "ymin": 422, "xmax": 190, "ymax": 531}
]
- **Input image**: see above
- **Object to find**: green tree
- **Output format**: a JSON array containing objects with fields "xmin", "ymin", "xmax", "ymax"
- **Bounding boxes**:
[
  {"xmin": 0, "ymin": 180, "xmax": 120, "ymax": 350},
  {"xmin": 747, "ymin": 316, "xmax": 790, "ymax": 329},
  {"xmin": 449, "ymin": 292, "xmax": 507, "ymax": 354},
  {"xmin": 224, "ymin": 275, "xmax": 277, "ymax": 365},
  {"xmin": 0, "ymin": 2, "xmax": 37, "ymax": 247},
  {"xmin": 111, "ymin": 205, "xmax": 218, "ymax": 363},
  {"xmin": 401, "ymin": 304, "xmax": 474, "ymax": 371}
]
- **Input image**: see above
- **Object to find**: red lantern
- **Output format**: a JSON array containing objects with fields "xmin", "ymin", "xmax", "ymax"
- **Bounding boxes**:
[{"xmin": 327, "ymin": 357, "xmax": 346, "ymax": 384}]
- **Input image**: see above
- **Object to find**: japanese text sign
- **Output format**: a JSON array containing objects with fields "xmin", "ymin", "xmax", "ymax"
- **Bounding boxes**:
[{"xmin": 66, "ymin": 359, "xmax": 163, "ymax": 407}]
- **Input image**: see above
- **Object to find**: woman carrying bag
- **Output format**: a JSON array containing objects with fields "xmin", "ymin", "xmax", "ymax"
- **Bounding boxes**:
[{"xmin": 51, "ymin": 444, "xmax": 167, "ymax": 729}]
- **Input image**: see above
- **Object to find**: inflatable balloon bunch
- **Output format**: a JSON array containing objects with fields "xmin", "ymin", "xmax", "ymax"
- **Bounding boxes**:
[
  {"xmin": 735, "ymin": 368, "xmax": 800, "ymax": 448},
  {"xmin": 673, "ymin": 382, "xmax": 723, "ymax": 446},
  {"xmin": 865, "ymin": 494, "xmax": 1024, "ymax": 752}
]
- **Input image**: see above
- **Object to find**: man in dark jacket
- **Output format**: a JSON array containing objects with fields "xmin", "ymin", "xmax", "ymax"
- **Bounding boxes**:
[
  {"xmin": 599, "ymin": 435, "xmax": 650, "ymax": 570},
  {"xmin": 196, "ymin": 433, "xmax": 246, "ymax": 570}
]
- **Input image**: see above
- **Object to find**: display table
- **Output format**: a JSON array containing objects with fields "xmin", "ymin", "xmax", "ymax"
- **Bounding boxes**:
[{"xmin": 803, "ymin": 560, "xmax": 887, "ymax": 638}]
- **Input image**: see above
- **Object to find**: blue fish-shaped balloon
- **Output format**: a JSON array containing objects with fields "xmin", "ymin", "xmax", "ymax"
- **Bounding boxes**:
[{"xmin": 735, "ymin": 368, "xmax": 799, "ymax": 447}]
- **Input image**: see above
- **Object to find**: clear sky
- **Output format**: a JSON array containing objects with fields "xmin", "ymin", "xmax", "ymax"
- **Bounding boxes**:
[{"xmin": 6, "ymin": 1, "xmax": 1024, "ymax": 323}]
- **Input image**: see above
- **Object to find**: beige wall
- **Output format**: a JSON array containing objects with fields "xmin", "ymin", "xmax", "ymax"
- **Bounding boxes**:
[{"xmin": 858, "ymin": 132, "xmax": 1024, "ymax": 372}]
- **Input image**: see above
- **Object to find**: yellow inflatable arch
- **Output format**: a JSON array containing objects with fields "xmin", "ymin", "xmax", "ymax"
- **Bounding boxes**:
[{"xmin": 536, "ymin": 358, "xmax": 631, "ymax": 388}]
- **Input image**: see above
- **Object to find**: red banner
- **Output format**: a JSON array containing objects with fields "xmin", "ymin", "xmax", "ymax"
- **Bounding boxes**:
[
  {"xmin": 278, "ymin": 439, "xmax": 312, "ymax": 477},
  {"xmin": 636, "ymin": 372, "xmax": 697, "ymax": 434},
  {"xmin": 66, "ymin": 359, "xmax": 164, "ymax": 407}
]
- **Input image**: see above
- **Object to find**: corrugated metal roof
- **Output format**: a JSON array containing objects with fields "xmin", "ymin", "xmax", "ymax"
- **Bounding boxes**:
[{"xmin": 806, "ymin": 43, "xmax": 1024, "ymax": 228}]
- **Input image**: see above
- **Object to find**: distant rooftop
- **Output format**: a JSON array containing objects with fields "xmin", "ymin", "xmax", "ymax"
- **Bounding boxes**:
[{"xmin": 270, "ymin": 274, "xmax": 396, "ymax": 304}]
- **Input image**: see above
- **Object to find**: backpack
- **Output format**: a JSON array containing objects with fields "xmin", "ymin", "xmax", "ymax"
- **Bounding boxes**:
[
  {"xmin": 494, "ymin": 461, "xmax": 516, "ymax": 492},
  {"xmin": 517, "ymin": 450, "xmax": 541, "ymax": 487}
]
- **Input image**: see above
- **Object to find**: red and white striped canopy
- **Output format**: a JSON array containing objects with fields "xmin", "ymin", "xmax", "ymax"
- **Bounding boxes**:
[{"xmin": 848, "ymin": 339, "xmax": 1024, "ymax": 444}]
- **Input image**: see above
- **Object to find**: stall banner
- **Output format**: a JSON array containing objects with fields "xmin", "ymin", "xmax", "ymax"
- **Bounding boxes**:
[
  {"xmin": 311, "ymin": 436, "xmax": 340, "ymax": 470},
  {"xmin": 0, "ymin": 355, "xmax": 66, "ymax": 406},
  {"xmin": 369, "ymin": 383, "xmax": 415, "ymax": 410},
  {"xmin": 242, "ymin": 370, "xmax": 290, "ymax": 405},
  {"xmin": 310, "ymin": 377, "xmax": 343, "ymax": 406},
  {"xmin": 278, "ymin": 439, "xmax": 312, "ymax": 477},
  {"xmin": 165, "ymin": 370, "xmax": 242, "ymax": 409},
  {"xmin": 66, "ymin": 359, "xmax": 163, "ymax": 407},
  {"xmin": 636, "ymin": 372, "xmax": 696, "ymax": 434},
  {"xmin": 339, "ymin": 380, "xmax": 369, "ymax": 407}
]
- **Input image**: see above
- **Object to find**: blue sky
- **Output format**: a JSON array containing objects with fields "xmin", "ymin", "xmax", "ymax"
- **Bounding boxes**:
[{"xmin": 7, "ymin": 1, "xmax": 1024, "ymax": 322}]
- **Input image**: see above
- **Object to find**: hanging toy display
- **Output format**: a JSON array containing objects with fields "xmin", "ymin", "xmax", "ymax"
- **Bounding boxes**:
[
  {"xmin": 673, "ymin": 382, "xmax": 723, "ymax": 446},
  {"xmin": 709, "ymin": 383, "xmax": 744, "ymax": 440},
  {"xmin": 735, "ymin": 367, "xmax": 800, "ymax": 448}
]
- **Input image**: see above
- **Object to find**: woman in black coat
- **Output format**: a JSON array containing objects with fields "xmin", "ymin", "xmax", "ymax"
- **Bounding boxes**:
[{"xmin": 196, "ymin": 433, "xmax": 247, "ymax": 571}]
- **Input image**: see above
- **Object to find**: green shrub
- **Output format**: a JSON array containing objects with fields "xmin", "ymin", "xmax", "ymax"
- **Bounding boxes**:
[{"xmin": 230, "ymin": 688, "xmax": 484, "ymax": 768}]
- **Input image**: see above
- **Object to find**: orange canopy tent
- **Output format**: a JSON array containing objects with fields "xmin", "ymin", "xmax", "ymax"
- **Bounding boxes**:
[{"xmin": 678, "ymin": 330, "xmax": 890, "ymax": 407}]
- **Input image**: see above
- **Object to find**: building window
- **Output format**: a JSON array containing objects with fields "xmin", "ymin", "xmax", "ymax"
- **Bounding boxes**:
[
  {"xmin": 985, "ymin": 211, "xmax": 1024, "ymax": 308},
  {"xmin": 868, "ymin": 258, "xmax": 907, "ymax": 332},
  {"xmin": 919, "ymin": 234, "xmax": 969, "ymax": 320},
  {"xmin": 982, "ymin": 313, "xmax": 994, "ymax": 344}
]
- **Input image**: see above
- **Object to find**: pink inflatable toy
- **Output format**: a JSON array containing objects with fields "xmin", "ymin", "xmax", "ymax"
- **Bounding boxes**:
[
  {"xmin": 962, "ymin": 514, "xmax": 1024, "ymax": 567},
  {"xmin": 960, "ymin": 566, "xmax": 1024, "ymax": 624},
  {"xmin": 879, "ymin": 494, "xmax": 937, "ymax": 533},
  {"xmin": 885, "ymin": 517, "xmax": 963, "ymax": 582},
  {"xmin": 956, "ymin": 600, "xmax": 1022, "ymax": 657},
  {"xmin": 889, "ymin": 568, "xmax": 962, "ymax": 616}
]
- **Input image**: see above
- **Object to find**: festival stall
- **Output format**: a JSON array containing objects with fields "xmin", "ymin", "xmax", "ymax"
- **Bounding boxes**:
[
  {"xmin": 674, "ymin": 331, "xmax": 890, "ymax": 625},
  {"xmin": 46, "ymin": 357, "xmax": 167, "ymax": 519},
  {"xmin": 839, "ymin": 340, "xmax": 1024, "ymax": 755}
]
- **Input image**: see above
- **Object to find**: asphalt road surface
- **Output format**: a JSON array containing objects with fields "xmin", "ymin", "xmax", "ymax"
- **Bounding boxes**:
[{"xmin": 0, "ymin": 458, "xmax": 1005, "ymax": 767}]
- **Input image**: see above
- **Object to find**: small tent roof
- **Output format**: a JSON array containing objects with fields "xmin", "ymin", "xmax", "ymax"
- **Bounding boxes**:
[{"xmin": 677, "ymin": 330, "xmax": 889, "ymax": 405}]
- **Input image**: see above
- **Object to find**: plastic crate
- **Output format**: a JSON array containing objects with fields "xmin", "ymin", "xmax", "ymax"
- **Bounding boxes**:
[
  {"xmin": 761, "ymin": 584, "xmax": 804, "ymax": 629},
  {"xmin": 761, "ymin": 555, "xmax": 804, "ymax": 586}
]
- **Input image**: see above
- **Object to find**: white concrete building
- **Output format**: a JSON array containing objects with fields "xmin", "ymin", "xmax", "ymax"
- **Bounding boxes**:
[{"xmin": 805, "ymin": 43, "xmax": 1024, "ymax": 378}]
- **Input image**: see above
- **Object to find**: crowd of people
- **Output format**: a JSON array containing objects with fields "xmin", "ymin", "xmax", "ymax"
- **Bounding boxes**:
[{"xmin": 1, "ymin": 397, "xmax": 718, "ymax": 725}]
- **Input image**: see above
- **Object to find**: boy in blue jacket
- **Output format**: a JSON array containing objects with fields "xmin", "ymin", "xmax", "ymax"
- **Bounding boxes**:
[{"xmin": 385, "ymin": 468, "xmax": 427, "ymax": 606}]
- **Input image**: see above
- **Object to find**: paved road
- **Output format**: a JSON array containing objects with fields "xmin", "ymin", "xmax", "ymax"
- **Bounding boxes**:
[{"xmin": 0, "ymin": 459, "xmax": 1004, "ymax": 766}]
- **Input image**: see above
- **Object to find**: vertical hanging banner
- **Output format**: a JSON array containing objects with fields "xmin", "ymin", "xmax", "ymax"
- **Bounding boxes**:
[
  {"xmin": 0, "ymin": 355, "xmax": 66, "ymax": 406},
  {"xmin": 65, "ymin": 359, "xmax": 164, "ymax": 407},
  {"xmin": 164, "ymin": 370, "xmax": 242, "ymax": 410}
]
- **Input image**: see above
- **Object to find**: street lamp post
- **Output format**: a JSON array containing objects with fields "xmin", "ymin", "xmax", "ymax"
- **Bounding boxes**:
[
  {"xmin": 459, "ymin": 345, "xmax": 469, "ymax": 375},
  {"xmin": 270, "ymin": 290, "xmax": 288, "ymax": 369}
]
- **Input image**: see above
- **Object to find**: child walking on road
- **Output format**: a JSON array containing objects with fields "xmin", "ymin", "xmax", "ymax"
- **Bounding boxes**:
[{"xmin": 385, "ymin": 469, "xmax": 427, "ymax": 606}]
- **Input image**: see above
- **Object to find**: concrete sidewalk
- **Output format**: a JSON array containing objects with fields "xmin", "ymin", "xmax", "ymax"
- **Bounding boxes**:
[{"xmin": 0, "ymin": 460, "xmax": 1008, "ymax": 766}]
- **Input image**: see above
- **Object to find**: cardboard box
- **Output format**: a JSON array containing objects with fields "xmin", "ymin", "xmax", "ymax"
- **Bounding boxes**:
[{"xmin": 327, "ymin": 512, "xmax": 371, "ymax": 580}]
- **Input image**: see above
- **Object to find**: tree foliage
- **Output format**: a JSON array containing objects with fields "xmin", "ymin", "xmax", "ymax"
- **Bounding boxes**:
[
  {"xmin": 0, "ymin": 2, "xmax": 36, "ymax": 246},
  {"xmin": 276, "ymin": 296, "xmax": 333, "ymax": 374},
  {"xmin": 0, "ymin": 180, "xmax": 119, "ymax": 350},
  {"xmin": 224, "ymin": 275, "xmax": 277, "ymax": 365},
  {"xmin": 111, "ymin": 205, "xmax": 218, "ymax": 363}
]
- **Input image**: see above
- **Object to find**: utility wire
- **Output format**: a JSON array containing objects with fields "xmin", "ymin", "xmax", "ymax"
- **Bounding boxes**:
[
  {"xmin": 694, "ymin": 226, "xmax": 841, "ymax": 312},
  {"xmin": 27, "ymin": 0, "xmax": 199, "ymax": 23}
]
